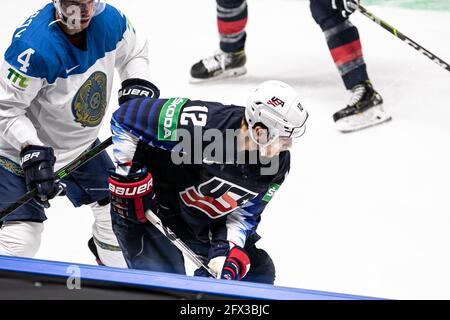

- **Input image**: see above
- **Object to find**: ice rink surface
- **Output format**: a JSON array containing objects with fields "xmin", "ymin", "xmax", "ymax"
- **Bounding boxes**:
[{"xmin": 0, "ymin": 0, "xmax": 449, "ymax": 299}]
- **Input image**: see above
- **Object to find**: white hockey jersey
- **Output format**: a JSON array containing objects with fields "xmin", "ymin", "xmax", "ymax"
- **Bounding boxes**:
[{"xmin": 0, "ymin": 3, "xmax": 151, "ymax": 169}]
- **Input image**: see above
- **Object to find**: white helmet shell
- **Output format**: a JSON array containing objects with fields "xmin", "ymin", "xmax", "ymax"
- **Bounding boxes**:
[{"xmin": 246, "ymin": 80, "xmax": 308, "ymax": 144}]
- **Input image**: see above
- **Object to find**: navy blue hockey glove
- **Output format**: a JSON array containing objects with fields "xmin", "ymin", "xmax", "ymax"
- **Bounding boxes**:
[
  {"xmin": 331, "ymin": 0, "xmax": 359, "ymax": 17},
  {"xmin": 108, "ymin": 168, "xmax": 158, "ymax": 224},
  {"xmin": 20, "ymin": 145, "xmax": 66, "ymax": 208},
  {"xmin": 118, "ymin": 78, "xmax": 160, "ymax": 105},
  {"xmin": 194, "ymin": 242, "xmax": 251, "ymax": 280}
]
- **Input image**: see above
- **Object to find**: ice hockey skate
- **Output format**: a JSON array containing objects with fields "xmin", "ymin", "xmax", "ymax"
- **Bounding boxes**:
[
  {"xmin": 333, "ymin": 81, "xmax": 391, "ymax": 132},
  {"xmin": 190, "ymin": 50, "xmax": 247, "ymax": 83}
]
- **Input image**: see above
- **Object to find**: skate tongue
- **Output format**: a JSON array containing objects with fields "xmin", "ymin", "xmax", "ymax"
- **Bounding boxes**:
[
  {"xmin": 348, "ymin": 84, "xmax": 366, "ymax": 107},
  {"xmin": 203, "ymin": 52, "xmax": 227, "ymax": 73}
]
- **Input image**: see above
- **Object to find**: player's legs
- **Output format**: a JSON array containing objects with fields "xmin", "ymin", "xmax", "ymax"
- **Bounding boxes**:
[
  {"xmin": 0, "ymin": 221, "xmax": 43, "ymax": 257},
  {"xmin": 190, "ymin": 0, "xmax": 247, "ymax": 81},
  {"xmin": 217, "ymin": 0, "xmax": 248, "ymax": 53},
  {"xmin": 310, "ymin": 0, "xmax": 368, "ymax": 89},
  {"xmin": 88, "ymin": 200, "xmax": 127, "ymax": 267},
  {"xmin": 63, "ymin": 139, "xmax": 126, "ymax": 268},
  {"xmin": 111, "ymin": 213, "xmax": 186, "ymax": 274},
  {"xmin": 0, "ymin": 156, "xmax": 46, "ymax": 257},
  {"xmin": 242, "ymin": 234, "xmax": 275, "ymax": 284},
  {"xmin": 310, "ymin": 0, "xmax": 390, "ymax": 132},
  {"xmin": 243, "ymin": 245, "xmax": 276, "ymax": 284}
]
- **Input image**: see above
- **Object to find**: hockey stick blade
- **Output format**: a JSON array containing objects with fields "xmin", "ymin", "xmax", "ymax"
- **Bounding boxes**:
[
  {"xmin": 357, "ymin": 4, "xmax": 450, "ymax": 72},
  {"xmin": 0, "ymin": 137, "xmax": 113, "ymax": 221},
  {"xmin": 144, "ymin": 209, "xmax": 218, "ymax": 278}
]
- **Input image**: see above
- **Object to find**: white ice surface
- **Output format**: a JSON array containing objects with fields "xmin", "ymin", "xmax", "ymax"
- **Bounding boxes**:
[{"xmin": 1, "ymin": 0, "xmax": 449, "ymax": 299}]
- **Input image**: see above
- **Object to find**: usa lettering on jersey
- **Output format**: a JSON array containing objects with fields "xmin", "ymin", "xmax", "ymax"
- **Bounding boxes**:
[{"xmin": 180, "ymin": 177, "xmax": 258, "ymax": 219}]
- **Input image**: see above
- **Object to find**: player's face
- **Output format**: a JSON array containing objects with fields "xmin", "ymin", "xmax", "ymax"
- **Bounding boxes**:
[
  {"xmin": 61, "ymin": 0, "xmax": 96, "ymax": 30},
  {"xmin": 253, "ymin": 127, "xmax": 293, "ymax": 157},
  {"xmin": 264, "ymin": 136, "xmax": 293, "ymax": 157}
]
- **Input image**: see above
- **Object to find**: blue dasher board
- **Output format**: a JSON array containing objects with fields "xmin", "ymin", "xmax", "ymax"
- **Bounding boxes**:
[{"xmin": 0, "ymin": 256, "xmax": 381, "ymax": 300}]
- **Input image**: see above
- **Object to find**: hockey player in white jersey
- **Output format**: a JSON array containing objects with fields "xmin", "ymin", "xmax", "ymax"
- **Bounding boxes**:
[{"xmin": 0, "ymin": 0, "xmax": 160, "ymax": 267}]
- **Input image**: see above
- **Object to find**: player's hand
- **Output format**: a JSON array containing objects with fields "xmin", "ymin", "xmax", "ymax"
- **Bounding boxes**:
[
  {"xmin": 118, "ymin": 78, "xmax": 160, "ymax": 105},
  {"xmin": 332, "ymin": 0, "xmax": 359, "ymax": 18},
  {"xmin": 195, "ymin": 242, "xmax": 251, "ymax": 280},
  {"xmin": 108, "ymin": 167, "xmax": 159, "ymax": 223},
  {"xmin": 20, "ymin": 145, "xmax": 66, "ymax": 208}
]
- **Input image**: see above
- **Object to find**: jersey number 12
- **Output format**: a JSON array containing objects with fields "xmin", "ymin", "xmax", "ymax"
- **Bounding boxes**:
[{"xmin": 180, "ymin": 106, "xmax": 208, "ymax": 127}]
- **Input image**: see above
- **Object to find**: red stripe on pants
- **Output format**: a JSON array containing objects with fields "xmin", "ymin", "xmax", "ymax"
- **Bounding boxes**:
[
  {"xmin": 218, "ymin": 18, "xmax": 247, "ymax": 35},
  {"xmin": 330, "ymin": 40, "xmax": 363, "ymax": 66}
]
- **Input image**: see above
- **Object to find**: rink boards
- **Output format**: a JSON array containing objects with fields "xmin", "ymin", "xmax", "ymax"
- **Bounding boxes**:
[{"xmin": 0, "ymin": 256, "xmax": 380, "ymax": 300}]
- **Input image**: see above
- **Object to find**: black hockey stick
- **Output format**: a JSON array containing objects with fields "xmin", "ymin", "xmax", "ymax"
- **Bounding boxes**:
[
  {"xmin": 144, "ymin": 209, "xmax": 218, "ymax": 278},
  {"xmin": 0, "ymin": 137, "xmax": 113, "ymax": 221},
  {"xmin": 356, "ymin": 4, "xmax": 450, "ymax": 72}
]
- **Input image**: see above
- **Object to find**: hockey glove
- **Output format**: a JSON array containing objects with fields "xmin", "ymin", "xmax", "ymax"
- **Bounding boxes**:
[
  {"xmin": 331, "ymin": 0, "xmax": 359, "ymax": 18},
  {"xmin": 20, "ymin": 145, "xmax": 66, "ymax": 208},
  {"xmin": 195, "ymin": 242, "xmax": 251, "ymax": 280},
  {"xmin": 108, "ymin": 168, "xmax": 158, "ymax": 223},
  {"xmin": 118, "ymin": 78, "xmax": 160, "ymax": 105}
]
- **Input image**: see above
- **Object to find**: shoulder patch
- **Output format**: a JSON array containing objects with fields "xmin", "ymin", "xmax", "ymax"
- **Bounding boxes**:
[
  {"xmin": 157, "ymin": 98, "xmax": 188, "ymax": 141},
  {"xmin": 5, "ymin": 67, "xmax": 31, "ymax": 91},
  {"xmin": 262, "ymin": 183, "xmax": 281, "ymax": 203}
]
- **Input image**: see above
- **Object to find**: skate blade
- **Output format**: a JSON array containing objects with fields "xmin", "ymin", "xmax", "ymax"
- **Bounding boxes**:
[
  {"xmin": 189, "ymin": 67, "xmax": 247, "ymax": 84},
  {"xmin": 335, "ymin": 105, "xmax": 392, "ymax": 133}
]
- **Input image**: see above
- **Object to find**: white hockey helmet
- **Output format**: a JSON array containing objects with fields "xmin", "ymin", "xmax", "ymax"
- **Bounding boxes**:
[
  {"xmin": 53, "ymin": 0, "xmax": 106, "ymax": 28},
  {"xmin": 245, "ymin": 80, "xmax": 308, "ymax": 146}
]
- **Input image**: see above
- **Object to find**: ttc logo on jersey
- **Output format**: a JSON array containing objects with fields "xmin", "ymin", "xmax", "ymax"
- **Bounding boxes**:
[
  {"xmin": 180, "ymin": 177, "xmax": 258, "ymax": 219},
  {"xmin": 6, "ymin": 68, "xmax": 29, "ymax": 90}
]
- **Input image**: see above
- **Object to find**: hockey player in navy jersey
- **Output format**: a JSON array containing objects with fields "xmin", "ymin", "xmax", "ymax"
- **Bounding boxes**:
[
  {"xmin": 0, "ymin": 0, "xmax": 160, "ymax": 267},
  {"xmin": 190, "ymin": 0, "xmax": 391, "ymax": 132},
  {"xmin": 108, "ymin": 80, "xmax": 308, "ymax": 283}
]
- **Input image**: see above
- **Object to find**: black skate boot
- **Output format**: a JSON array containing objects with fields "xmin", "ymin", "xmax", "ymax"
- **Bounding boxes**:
[
  {"xmin": 190, "ymin": 49, "xmax": 247, "ymax": 83},
  {"xmin": 333, "ymin": 80, "xmax": 391, "ymax": 132},
  {"xmin": 88, "ymin": 236, "xmax": 104, "ymax": 266}
]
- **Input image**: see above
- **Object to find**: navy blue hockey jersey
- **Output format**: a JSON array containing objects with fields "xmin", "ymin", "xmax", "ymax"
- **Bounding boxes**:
[{"xmin": 111, "ymin": 97, "xmax": 290, "ymax": 247}]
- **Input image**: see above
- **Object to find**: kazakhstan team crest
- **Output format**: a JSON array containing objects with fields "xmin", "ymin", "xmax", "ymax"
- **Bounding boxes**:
[{"xmin": 72, "ymin": 71, "xmax": 107, "ymax": 127}]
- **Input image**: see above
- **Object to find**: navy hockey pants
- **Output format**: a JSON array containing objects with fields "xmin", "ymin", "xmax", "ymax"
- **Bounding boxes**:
[{"xmin": 0, "ymin": 139, "xmax": 113, "ymax": 223}]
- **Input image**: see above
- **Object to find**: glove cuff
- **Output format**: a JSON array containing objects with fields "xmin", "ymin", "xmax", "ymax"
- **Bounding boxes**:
[
  {"xmin": 226, "ymin": 247, "xmax": 251, "ymax": 280},
  {"xmin": 108, "ymin": 172, "xmax": 153, "ymax": 199},
  {"xmin": 20, "ymin": 145, "xmax": 55, "ymax": 168},
  {"xmin": 118, "ymin": 78, "xmax": 160, "ymax": 104}
]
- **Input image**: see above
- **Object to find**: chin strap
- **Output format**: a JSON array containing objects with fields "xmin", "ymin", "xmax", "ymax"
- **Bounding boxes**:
[{"xmin": 248, "ymin": 125, "xmax": 279, "ymax": 157}]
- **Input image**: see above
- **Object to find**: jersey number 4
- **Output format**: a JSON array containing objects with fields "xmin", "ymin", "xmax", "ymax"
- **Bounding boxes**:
[{"xmin": 17, "ymin": 48, "xmax": 35, "ymax": 73}]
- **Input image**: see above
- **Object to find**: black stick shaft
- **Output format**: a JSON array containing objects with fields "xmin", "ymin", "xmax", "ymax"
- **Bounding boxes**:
[
  {"xmin": 0, "ymin": 137, "xmax": 112, "ymax": 221},
  {"xmin": 358, "ymin": 4, "xmax": 450, "ymax": 72},
  {"xmin": 145, "ymin": 210, "xmax": 218, "ymax": 278}
]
